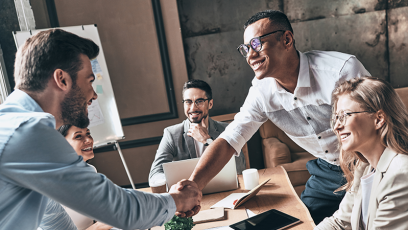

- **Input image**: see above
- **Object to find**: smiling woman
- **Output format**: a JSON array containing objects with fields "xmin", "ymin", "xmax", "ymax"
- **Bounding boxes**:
[
  {"xmin": 316, "ymin": 77, "xmax": 408, "ymax": 230},
  {"xmin": 38, "ymin": 125, "xmax": 113, "ymax": 230},
  {"xmin": 59, "ymin": 125, "xmax": 95, "ymax": 161}
]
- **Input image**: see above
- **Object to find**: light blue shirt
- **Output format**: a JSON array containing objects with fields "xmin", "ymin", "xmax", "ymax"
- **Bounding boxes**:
[
  {"xmin": 38, "ymin": 199, "xmax": 77, "ymax": 230},
  {"xmin": 0, "ymin": 90, "xmax": 176, "ymax": 230}
]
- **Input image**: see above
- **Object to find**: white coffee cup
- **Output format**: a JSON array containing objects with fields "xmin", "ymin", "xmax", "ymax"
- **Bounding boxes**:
[{"xmin": 242, "ymin": 168, "xmax": 259, "ymax": 190}]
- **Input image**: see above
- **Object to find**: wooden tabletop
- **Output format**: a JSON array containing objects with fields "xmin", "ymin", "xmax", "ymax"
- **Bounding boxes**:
[{"xmin": 142, "ymin": 166, "xmax": 315, "ymax": 230}]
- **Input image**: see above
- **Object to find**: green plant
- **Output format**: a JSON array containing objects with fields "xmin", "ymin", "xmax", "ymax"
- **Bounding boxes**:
[{"xmin": 164, "ymin": 215, "xmax": 195, "ymax": 230}]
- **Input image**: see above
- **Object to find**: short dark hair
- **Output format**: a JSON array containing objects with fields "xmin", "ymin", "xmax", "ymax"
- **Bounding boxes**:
[
  {"xmin": 182, "ymin": 79, "xmax": 212, "ymax": 100},
  {"xmin": 14, "ymin": 29, "xmax": 99, "ymax": 92},
  {"xmin": 58, "ymin": 124, "xmax": 72, "ymax": 137},
  {"xmin": 244, "ymin": 10, "xmax": 293, "ymax": 34}
]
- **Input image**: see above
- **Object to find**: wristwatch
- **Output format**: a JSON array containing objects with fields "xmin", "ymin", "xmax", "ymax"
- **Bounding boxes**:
[{"xmin": 204, "ymin": 137, "xmax": 213, "ymax": 146}]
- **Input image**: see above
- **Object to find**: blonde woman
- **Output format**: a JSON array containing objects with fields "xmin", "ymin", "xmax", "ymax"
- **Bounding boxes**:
[{"xmin": 315, "ymin": 77, "xmax": 408, "ymax": 229}]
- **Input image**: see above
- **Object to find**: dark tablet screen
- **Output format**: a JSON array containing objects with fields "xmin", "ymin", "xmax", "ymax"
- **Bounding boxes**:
[{"xmin": 229, "ymin": 209, "xmax": 300, "ymax": 230}]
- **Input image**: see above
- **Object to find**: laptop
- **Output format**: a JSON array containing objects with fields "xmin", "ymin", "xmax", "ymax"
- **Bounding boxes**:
[{"xmin": 163, "ymin": 156, "xmax": 238, "ymax": 194}]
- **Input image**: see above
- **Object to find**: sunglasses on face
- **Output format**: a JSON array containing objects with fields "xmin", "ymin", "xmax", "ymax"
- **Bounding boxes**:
[{"xmin": 237, "ymin": 30, "xmax": 285, "ymax": 58}]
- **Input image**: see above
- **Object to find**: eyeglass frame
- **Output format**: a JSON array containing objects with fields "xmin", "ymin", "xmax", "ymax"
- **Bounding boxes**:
[
  {"xmin": 182, "ymin": 98, "xmax": 211, "ymax": 107},
  {"xmin": 331, "ymin": 110, "xmax": 372, "ymax": 128},
  {"xmin": 237, "ymin": 30, "xmax": 286, "ymax": 58}
]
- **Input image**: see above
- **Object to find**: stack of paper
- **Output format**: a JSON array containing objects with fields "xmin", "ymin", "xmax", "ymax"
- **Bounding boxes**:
[{"xmin": 192, "ymin": 207, "xmax": 225, "ymax": 224}]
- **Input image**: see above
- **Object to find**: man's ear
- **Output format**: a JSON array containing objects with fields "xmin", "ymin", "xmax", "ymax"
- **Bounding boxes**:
[
  {"xmin": 53, "ymin": 69, "xmax": 72, "ymax": 91},
  {"xmin": 282, "ymin": 31, "xmax": 294, "ymax": 49},
  {"xmin": 375, "ymin": 110, "xmax": 386, "ymax": 130},
  {"xmin": 208, "ymin": 99, "xmax": 213, "ymax": 110}
]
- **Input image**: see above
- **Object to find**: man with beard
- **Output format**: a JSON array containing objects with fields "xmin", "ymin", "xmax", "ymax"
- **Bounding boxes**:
[
  {"xmin": 0, "ymin": 29, "xmax": 201, "ymax": 230},
  {"xmin": 149, "ymin": 80, "xmax": 246, "ymax": 186}
]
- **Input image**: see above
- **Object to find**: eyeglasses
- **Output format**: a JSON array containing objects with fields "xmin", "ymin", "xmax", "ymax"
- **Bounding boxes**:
[
  {"xmin": 182, "ymin": 98, "xmax": 210, "ymax": 107},
  {"xmin": 331, "ymin": 110, "xmax": 371, "ymax": 128},
  {"xmin": 237, "ymin": 30, "xmax": 285, "ymax": 58}
]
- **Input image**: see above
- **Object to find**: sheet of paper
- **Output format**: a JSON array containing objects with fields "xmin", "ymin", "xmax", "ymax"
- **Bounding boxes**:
[
  {"xmin": 96, "ymin": 85, "xmax": 103, "ymax": 94},
  {"xmin": 199, "ymin": 210, "xmax": 248, "ymax": 230},
  {"xmin": 88, "ymin": 99, "xmax": 105, "ymax": 128},
  {"xmin": 246, "ymin": 209, "xmax": 256, "ymax": 218},
  {"xmin": 91, "ymin": 58, "xmax": 103, "ymax": 80},
  {"xmin": 205, "ymin": 226, "xmax": 234, "ymax": 230},
  {"xmin": 210, "ymin": 193, "xmax": 247, "ymax": 209},
  {"xmin": 193, "ymin": 207, "xmax": 225, "ymax": 224}
]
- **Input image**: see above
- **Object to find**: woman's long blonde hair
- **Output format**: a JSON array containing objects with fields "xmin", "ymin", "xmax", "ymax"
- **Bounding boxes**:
[{"xmin": 332, "ymin": 77, "xmax": 408, "ymax": 191}]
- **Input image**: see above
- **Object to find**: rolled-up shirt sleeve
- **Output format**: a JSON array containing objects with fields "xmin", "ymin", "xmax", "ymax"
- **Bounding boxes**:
[
  {"xmin": 339, "ymin": 56, "xmax": 371, "ymax": 82},
  {"xmin": 219, "ymin": 86, "xmax": 268, "ymax": 155}
]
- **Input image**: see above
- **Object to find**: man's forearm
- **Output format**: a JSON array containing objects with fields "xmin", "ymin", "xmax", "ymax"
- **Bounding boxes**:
[{"xmin": 189, "ymin": 138, "xmax": 235, "ymax": 190}]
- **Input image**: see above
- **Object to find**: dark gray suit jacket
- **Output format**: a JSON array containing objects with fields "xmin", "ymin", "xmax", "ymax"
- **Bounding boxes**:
[{"xmin": 149, "ymin": 118, "xmax": 246, "ymax": 183}]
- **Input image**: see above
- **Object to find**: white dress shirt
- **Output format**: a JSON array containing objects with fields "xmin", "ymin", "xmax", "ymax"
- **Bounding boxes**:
[
  {"xmin": 219, "ymin": 50, "xmax": 370, "ymax": 165},
  {"xmin": 361, "ymin": 169, "xmax": 375, "ymax": 229},
  {"xmin": 193, "ymin": 127, "xmax": 209, "ymax": 157},
  {"xmin": 194, "ymin": 138, "xmax": 206, "ymax": 158}
]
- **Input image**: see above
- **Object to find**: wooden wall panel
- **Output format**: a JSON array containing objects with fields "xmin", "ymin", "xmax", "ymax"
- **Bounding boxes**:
[
  {"xmin": 54, "ymin": 0, "xmax": 170, "ymax": 119},
  {"xmin": 43, "ymin": 0, "xmax": 189, "ymax": 186},
  {"xmin": 89, "ymin": 144, "xmax": 159, "ymax": 186}
]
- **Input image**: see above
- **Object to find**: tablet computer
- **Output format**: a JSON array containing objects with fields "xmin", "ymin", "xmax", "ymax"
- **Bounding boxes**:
[{"xmin": 229, "ymin": 209, "xmax": 300, "ymax": 230}]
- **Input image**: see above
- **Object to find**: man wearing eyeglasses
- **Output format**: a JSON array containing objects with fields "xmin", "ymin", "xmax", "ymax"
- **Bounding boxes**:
[
  {"xmin": 149, "ymin": 79, "xmax": 246, "ymax": 187},
  {"xmin": 181, "ymin": 10, "xmax": 371, "ymax": 223}
]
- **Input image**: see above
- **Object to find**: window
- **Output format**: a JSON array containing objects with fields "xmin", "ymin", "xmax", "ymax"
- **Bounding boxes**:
[{"xmin": 0, "ymin": 46, "xmax": 11, "ymax": 104}]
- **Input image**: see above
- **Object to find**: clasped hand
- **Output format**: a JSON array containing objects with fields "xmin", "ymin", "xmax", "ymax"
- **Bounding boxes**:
[
  {"xmin": 169, "ymin": 179, "xmax": 202, "ymax": 218},
  {"xmin": 187, "ymin": 118, "xmax": 210, "ymax": 144}
]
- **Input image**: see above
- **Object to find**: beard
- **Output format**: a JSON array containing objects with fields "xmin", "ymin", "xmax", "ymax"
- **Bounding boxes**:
[
  {"xmin": 189, "ymin": 113, "xmax": 208, "ymax": 124},
  {"xmin": 60, "ymin": 84, "xmax": 90, "ymax": 128}
]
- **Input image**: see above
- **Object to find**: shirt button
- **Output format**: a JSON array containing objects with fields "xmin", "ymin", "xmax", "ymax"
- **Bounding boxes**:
[
  {"xmin": 325, "ymin": 150, "xmax": 328, "ymax": 153},
  {"xmin": 318, "ymin": 136, "xmax": 321, "ymax": 139},
  {"xmin": 294, "ymin": 97, "xmax": 297, "ymax": 100},
  {"xmin": 307, "ymin": 117, "xmax": 311, "ymax": 120}
]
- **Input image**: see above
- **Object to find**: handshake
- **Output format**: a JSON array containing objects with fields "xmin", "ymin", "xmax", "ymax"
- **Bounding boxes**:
[{"xmin": 168, "ymin": 179, "xmax": 203, "ymax": 217}]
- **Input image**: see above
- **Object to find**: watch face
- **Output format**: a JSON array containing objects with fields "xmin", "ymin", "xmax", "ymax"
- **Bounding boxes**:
[{"xmin": 206, "ymin": 138, "xmax": 213, "ymax": 144}]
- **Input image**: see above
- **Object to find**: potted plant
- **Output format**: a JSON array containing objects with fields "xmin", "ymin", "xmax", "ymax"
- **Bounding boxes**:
[{"xmin": 164, "ymin": 215, "xmax": 195, "ymax": 230}]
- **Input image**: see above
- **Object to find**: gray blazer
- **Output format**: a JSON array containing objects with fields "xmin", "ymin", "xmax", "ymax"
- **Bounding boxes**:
[
  {"xmin": 149, "ymin": 118, "xmax": 246, "ymax": 183},
  {"xmin": 315, "ymin": 147, "xmax": 408, "ymax": 230}
]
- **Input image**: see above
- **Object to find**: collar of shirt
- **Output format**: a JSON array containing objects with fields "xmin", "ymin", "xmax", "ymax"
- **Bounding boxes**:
[
  {"xmin": 1, "ymin": 89, "xmax": 56, "ymax": 130},
  {"xmin": 3, "ymin": 89, "xmax": 44, "ymax": 113},
  {"xmin": 275, "ymin": 51, "xmax": 310, "ymax": 94},
  {"xmin": 251, "ymin": 51, "xmax": 311, "ymax": 95}
]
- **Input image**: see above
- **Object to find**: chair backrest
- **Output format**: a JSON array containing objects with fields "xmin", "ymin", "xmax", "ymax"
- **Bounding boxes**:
[
  {"xmin": 259, "ymin": 120, "xmax": 305, "ymax": 153},
  {"xmin": 395, "ymin": 87, "xmax": 408, "ymax": 109}
]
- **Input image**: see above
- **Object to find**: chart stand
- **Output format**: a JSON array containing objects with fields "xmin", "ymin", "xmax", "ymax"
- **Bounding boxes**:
[{"xmin": 115, "ymin": 141, "xmax": 136, "ymax": 190}]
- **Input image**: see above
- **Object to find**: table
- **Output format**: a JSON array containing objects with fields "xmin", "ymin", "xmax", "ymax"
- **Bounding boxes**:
[{"xmin": 141, "ymin": 166, "xmax": 316, "ymax": 230}]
